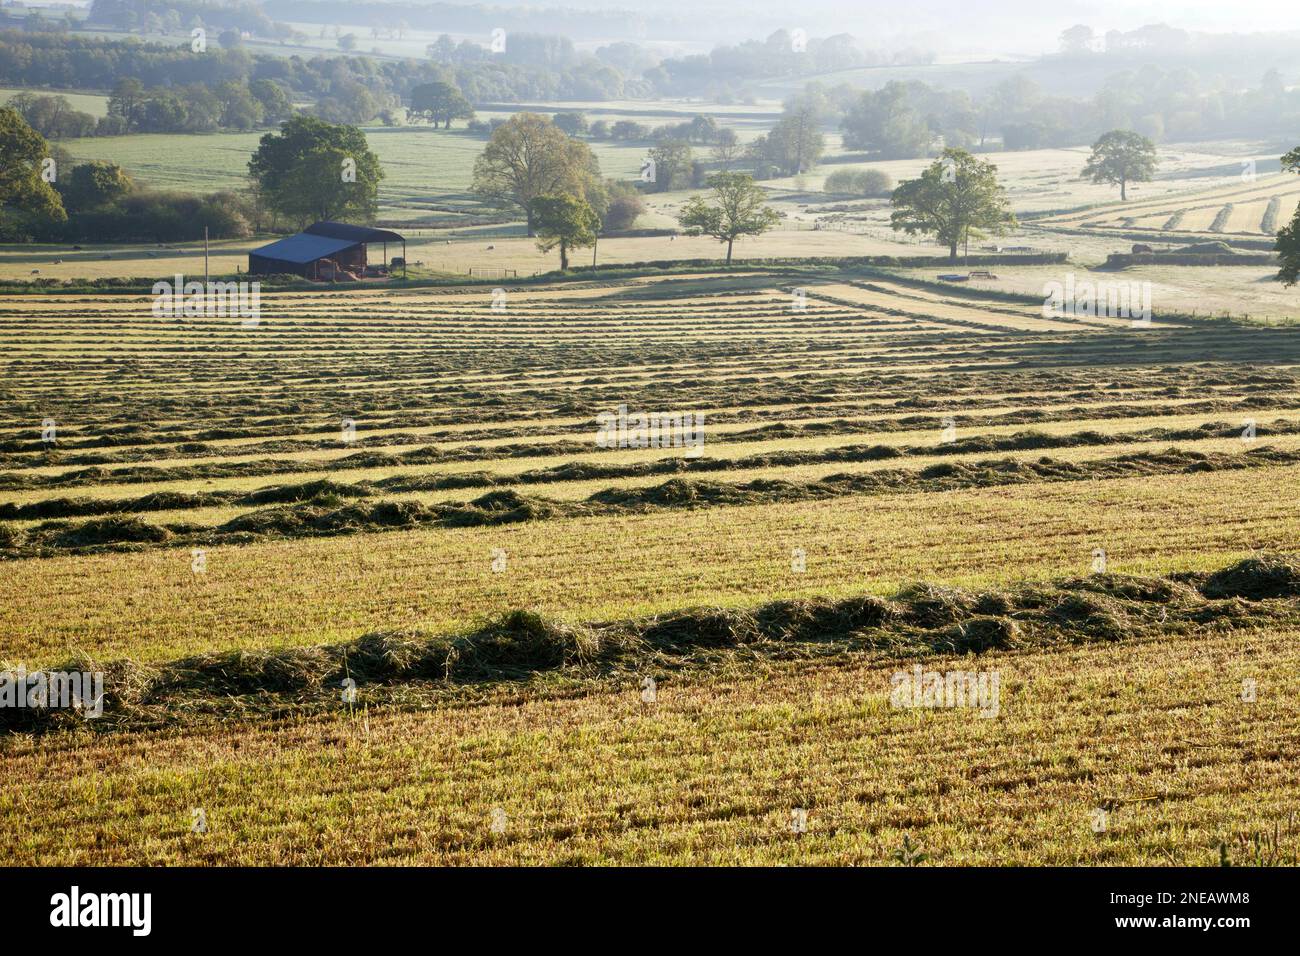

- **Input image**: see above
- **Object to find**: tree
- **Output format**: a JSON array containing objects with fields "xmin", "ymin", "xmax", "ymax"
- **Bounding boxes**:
[
  {"xmin": 338, "ymin": 34, "xmax": 357, "ymax": 51},
  {"xmin": 646, "ymin": 139, "xmax": 693, "ymax": 192},
  {"xmin": 610, "ymin": 120, "xmax": 647, "ymax": 140},
  {"xmin": 677, "ymin": 171, "xmax": 779, "ymax": 264},
  {"xmin": 1082, "ymin": 130, "xmax": 1157, "ymax": 201},
  {"xmin": 1060, "ymin": 25, "xmax": 1095, "ymax": 55},
  {"xmin": 314, "ymin": 81, "xmax": 377, "ymax": 126},
  {"xmin": 602, "ymin": 180, "xmax": 645, "ymax": 231},
  {"xmin": 410, "ymin": 80, "xmax": 474, "ymax": 129},
  {"xmin": 840, "ymin": 82, "xmax": 932, "ymax": 158},
  {"xmin": 57, "ymin": 161, "xmax": 133, "ymax": 212},
  {"xmin": 248, "ymin": 115, "xmax": 383, "ymax": 227},
  {"xmin": 427, "ymin": 34, "xmax": 456, "ymax": 64},
  {"xmin": 217, "ymin": 81, "xmax": 264, "ymax": 130},
  {"xmin": 6, "ymin": 92, "xmax": 95, "ymax": 139},
  {"xmin": 529, "ymin": 194, "xmax": 599, "ymax": 269},
  {"xmin": 686, "ymin": 115, "xmax": 718, "ymax": 143},
  {"xmin": 249, "ymin": 80, "xmax": 293, "ymax": 124},
  {"xmin": 0, "ymin": 107, "xmax": 66, "ymax": 239},
  {"xmin": 471, "ymin": 113, "xmax": 601, "ymax": 235},
  {"xmin": 824, "ymin": 168, "xmax": 891, "ymax": 196},
  {"xmin": 1274, "ymin": 147, "xmax": 1300, "ymax": 285},
  {"xmin": 711, "ymin": 128, "xmax": 741, "ymax": 168},
  {"xmin": 552, "ymin": 112, "xmax": 588, "ymax": 136},
  {"xmin": 756, "ymin": 105, "xmax": 824, "ymax": 175},
  {"xmin": 107, "ymin": 78, "xmax": 145, "ymax": 132},
  {"xmin": 889, "ymin": 148, "xmax": 1016, "ymax": 261}
]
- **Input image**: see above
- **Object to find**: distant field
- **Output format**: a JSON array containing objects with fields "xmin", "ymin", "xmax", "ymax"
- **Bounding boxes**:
[
  {"xmin": 0, "ymin": 87, "xmax": 109, "ymax": 117},
  {"xmin": 895, "ymin": 262, "xmax": 1300, "ymax": 322},
  {"xmin": 57, "ymin": 121, "xmax": 654, "ymax": 225},
  {"xmin": 1034, "ymin": 171, "xmax": 1300, "ymax": 241}
]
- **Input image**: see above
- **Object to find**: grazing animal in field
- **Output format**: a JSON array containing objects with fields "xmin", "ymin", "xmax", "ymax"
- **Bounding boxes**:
[
  {"xmin": 31, "ymin": 269, "xmax": 39, "ymax": 274},
  {"xmin": 53, "ymin": 259, "xmax": 62, "ymax": 264},
  {"xmin": 1132, "ymin": 243, "xmax": 1153, "ymax": 254},
  {"xmin": 487, "ymin": 244, "xmax": 495, "ymax": 250}
]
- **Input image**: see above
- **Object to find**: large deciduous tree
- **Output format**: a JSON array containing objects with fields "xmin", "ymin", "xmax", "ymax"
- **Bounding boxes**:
[
  {"xmin": 248, "ymin": 115, "xmax": 383, "ymax": 227},
  {"xmin": 889, "ymin": 148, "xmax": 1016, "ymax": 261},
  {"xmin": 1082, "ymin": 129, "xmax": 1157, "ymax": 201},
  {"xmin": 677, "ymin": 171, "xmax": 779, "ymax": 264},
  {"xmin": 409, "ymin": 80, "xmax": 474, "ymax": 129},
  {"xmin": 0, "ymin": 106, "xmax": 66, "ymax": 240},
  {"xmin": 1273, "ymin": 147, "xmax": 1300, "ymax": 286},
  {"xmin": 471, "ymin": 113, "xmax": 601, "ymax": 235},
  {"xmin": 57, "ymin": 161, "xmax": 133, "ymax": 213},
  {"xmin": 645, "ymin": 139, "xmax": 693, "ymax": 192}
]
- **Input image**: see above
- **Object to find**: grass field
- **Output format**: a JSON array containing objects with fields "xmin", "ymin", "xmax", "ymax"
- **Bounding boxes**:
[{"xmin": 2, "ymin": 266, "xmax": 1298, "ymax": 864}]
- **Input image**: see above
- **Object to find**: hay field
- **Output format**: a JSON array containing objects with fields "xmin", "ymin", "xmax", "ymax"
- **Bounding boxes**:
[
  {"xmin": 1033, "ymin": 172, "xmax": 1300, "ymax": 241},
  {"xmin": 2, "ymin": 268, "xmax": 1299, "ymax": 865}
]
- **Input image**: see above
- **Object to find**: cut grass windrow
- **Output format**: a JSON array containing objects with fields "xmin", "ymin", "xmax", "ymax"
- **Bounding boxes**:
[
  {"xmin": 5, "ymin": 418, "xmax": 1297, "ymax": 521},
  {"xmin": 3, "ymin": 395, "xmax": 1295, "ymax": 491},
  {"xmin": 5, "ymin": 554, "xmax": 1295, "ymax": 736},
  {"xmin": 3, "ymin": 445, "xmax": 1297, "ymax": 559}
]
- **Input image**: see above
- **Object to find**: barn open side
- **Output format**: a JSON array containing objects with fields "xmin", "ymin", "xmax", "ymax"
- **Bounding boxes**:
[{"xmin": 248, "ymin": 222, "xmax": 407, "ymax": 280}]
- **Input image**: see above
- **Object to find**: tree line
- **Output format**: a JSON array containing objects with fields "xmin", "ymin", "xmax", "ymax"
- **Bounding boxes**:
[{"xmin": 0, "ymin": 106, "xmax": 256, "ymax": 243}]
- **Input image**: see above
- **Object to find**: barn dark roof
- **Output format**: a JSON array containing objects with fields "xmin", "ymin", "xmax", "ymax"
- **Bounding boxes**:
[
  {"xmin": 249, "ymin": 233, "xmax": 358, "ymax": 265},
  {"xmin": 303, "ymin": 221, "xmax": 405, "ymax": 243}
]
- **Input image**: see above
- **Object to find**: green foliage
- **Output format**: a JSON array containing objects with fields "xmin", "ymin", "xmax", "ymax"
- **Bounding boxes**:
[
  {"xmin": 4, "ymin": 91, "xmax": 97, "ymax": 139},
  {"xmin": 552, "ymin": 112, "xmax": 588, "ymax": 136},
  {"xmin": 1274, "ymin": 209, "xmax": 1300, "ymax": 286},
  {"xmin": 1083, "ymin": 129, "xmax": 1158, "ymax": 200},
  {"xmin": 840, "ymin": 82, "xmax": 936, "ymax": 159},
  {"xmin": 677, "ymin": 171, "xmax": 780, "ymax": 263},
  {"xmin": 248, "ymin": 115, "xmax": 383, "ymax": 228},
  {"xmin": 646, "ymin": 139, "xmax": 693, "ymax": 192},
  {"xmin": 248, "ymin": 80, "xmax": 292, "ymax": 125},
  {"xmin": 889, "ymin": 148, "xmax": 1016, "ymax": 260},
  {"xmin": 750, "ymin": 102, "xmax": 824, "ymax": 176},
  {"xmin": 471, "ymin": 113, "xmax": 601, "ymax": 234},
  {"xmin": 410, "ymin": 81, "xmax": 474, "ymax": 129},
  {"xmin": 892, "ymin": 835, "xmax": 927, "ymax": 866},
  {"xmin": 823, "ymin": 168, "xmax": 892, "ymax": 196},
  {"xmin": 609, "ymin": 120, "xmax": 647, "ymax": 141},
  {"xmin": 57, "ymin": 160, "xmax": 134, "ymax": 213},
  {"xmin": 216, "ymin": 82, "xmax": 264, "ymax": 131},
  {"xmin": 0, "ymin": 106, "xmax": 66, "ymax": 239},
  {"xmin": 1276, "ymin": 145, "xmax": 1300, "ymax": 286},
  {"xmin": 601, "ymin": 181, "xmax": 645, "ymax": 232},
  {"xmin": 529, "ymin": 194, "xmax": 599, "ymax": 269},
  {"xmin": 70, "ymin": 190, "xmax": 253, "ymax": 242}
]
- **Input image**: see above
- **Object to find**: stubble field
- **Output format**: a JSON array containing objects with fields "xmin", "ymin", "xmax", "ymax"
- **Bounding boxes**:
[{"xmin": 2, "ymin": 267, "xmax": 1298, "ymax": 864}]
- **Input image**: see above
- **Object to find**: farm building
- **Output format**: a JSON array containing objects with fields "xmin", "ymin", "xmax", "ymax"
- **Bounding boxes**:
[{"xmin": 248, "ymin": 222, "xmax": 407, "ymax": 280}]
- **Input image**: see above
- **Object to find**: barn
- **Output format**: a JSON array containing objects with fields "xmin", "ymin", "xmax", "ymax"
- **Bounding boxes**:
[{"xmin": 248, "ymin": 222, "xmax": 407, "ymax": 280}]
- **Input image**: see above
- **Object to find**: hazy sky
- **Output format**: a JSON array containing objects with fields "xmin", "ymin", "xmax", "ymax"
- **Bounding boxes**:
[
  {"xmin": 530, "ymin": 0, "xmax": 1300, "ymax": 54},
  {"xmin": 30, "ymin": 0, "xmax": 1300, "ymax": 56}
]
